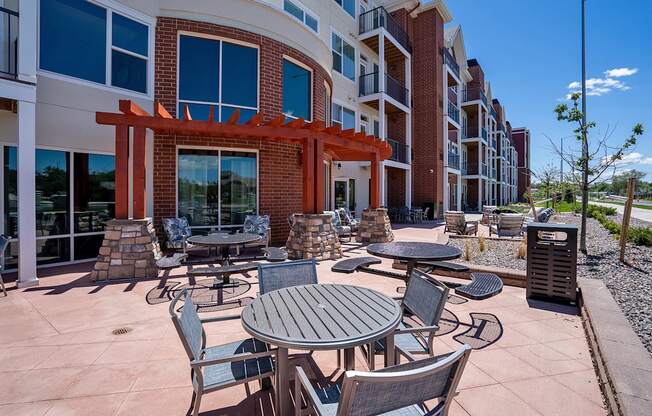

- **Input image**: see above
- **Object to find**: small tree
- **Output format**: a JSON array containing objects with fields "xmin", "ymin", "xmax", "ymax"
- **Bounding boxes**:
[
  {"xmin": 533, "ymin": 165, "xmax": 560, "ymax": 208},
  {"xmin": 551, "ymin": 93, "xmax": 644, "ymax": 253}
]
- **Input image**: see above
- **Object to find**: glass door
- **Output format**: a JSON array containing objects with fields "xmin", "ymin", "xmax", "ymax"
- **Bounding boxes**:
[{"xmin": 334, "ymin": 179, "xmax": 347, "ymax": 209}]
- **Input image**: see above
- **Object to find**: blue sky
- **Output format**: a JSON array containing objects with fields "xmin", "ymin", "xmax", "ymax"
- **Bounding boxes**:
[{"xmin": 443, "ymin": 0, "xmax": 652, "ymax": 180}]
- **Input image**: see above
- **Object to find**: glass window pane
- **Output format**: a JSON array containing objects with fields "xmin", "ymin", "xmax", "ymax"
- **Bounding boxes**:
[
  {"xmin": 36, "ymin": 237, "xmax": 71, "ymax": 265},
  {"xmin": 39, "ymin": 0, "xmax": 107, "ymax": 83},
  {"xmin": 284, "ymin": 0, "xmax": 304, "ymax": 21},
  {"xmin": 332, "ymin": 51, "xmax": 342, "ymax": 73},
  {"xmin": 305, "ymin": 14, "xmax": 318, "ymax": 32},
  {"xmin": 220, "ymin": 152, "xmax": 257, "ymax": 226},
  {"xmin": 221, "ymin": 42, "xmax": 258, "ymax": 107},
  {"xmin": 178, "ymin": 35, "xmax": 219, "ymax": 102},
  {"xmin": 36, "ymin": 149, "xmax": 70, "ymax": 236},
  {"xmin": 342, "ymin": 107, "xmax": 355, "ymax": 130},
  {"xmin": 4, "ymin": 241, "xmax": 18, "ymax": 270},
  {"xmin": 283, "ymin": 60, "xmax": 311, "ymax": 120},
  {"xmin": 111, "ymin": 50, "xmax": 147, "ymax": 93},
  {"xmin": 74, "ymin": 234, "xmax": 105, "ymax": 260},
  {"xmin": 74, "ymin": 153, "xmax": 115, "ymax": 233},
  {"xmin": 112, "ymin": 13, "xmax": 148, "ymax": 56},
  {"xmin": 344, "ymin": 0, "xmax": 356, "ymax": 17},
  {"xmin": 348, "ymin": 179, "xmax": 356, "ymax": 211},
  {"xmin": 343, "ymin": 43, "xmax": 355, "ymax": 80},
  {"xmin": 179, "ymin": 102, "xmax": 213, "ymax": 121},
  {"xmin": 332, "ymin": 103, "xmax": 342, "ymax": 123},
  {"xmin": 332, "ymin": 33, "xmax": 342, "ymax": 52},
  {"xmin": 4, "ymin": 147, "xmax": 17, "ymax": 238},
  {"xmin": 177, "ymin": 149, "xmax": 219, "ymax": 227},
  {"xmin": 221, "ymin": 106, "xmax": 257, "ymax": 125}
]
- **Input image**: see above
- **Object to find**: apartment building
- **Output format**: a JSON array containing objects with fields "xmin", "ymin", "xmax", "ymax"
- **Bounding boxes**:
[{"xmin": 512, "ymin": 127, "xmax": 531, "ymax": 201}]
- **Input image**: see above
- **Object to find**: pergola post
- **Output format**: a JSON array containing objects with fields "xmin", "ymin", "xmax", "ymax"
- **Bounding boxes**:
[
  {"xmin": 314, "ymin": 138, "xmax": 325, "ymax": 212},
  {"xmin": 302, "ymin": 139, "xmax": 315, "ymax": 214},
  {"xmin": 115, "ymin": 124, "xmax": 129, "ymax": 219},
  {"xmin": 132, "ymin": 126, "xmax": 147, "ymax": 219},
  {"xmin": 370, "ymin": 153, "xmax": 380, "ymax": 208}
]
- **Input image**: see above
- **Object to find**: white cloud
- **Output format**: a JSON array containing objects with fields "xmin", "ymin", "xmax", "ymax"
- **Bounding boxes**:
[
  {"xmin": 602, "ymin": 152, "xmax": 652, "ymax": 166},
  {"xmin": 604, "ymin": 67, "xmax": 638, "ymax": 77},
  {"xmin": 565, "ymin": 67, "xmax": 638, "ymax": 99}
]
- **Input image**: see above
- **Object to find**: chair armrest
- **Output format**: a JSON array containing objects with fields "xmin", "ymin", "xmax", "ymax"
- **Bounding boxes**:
[
  {"xmin": 395, "ymin": 324, "xmax": 439, "ymax": 335},
  {"xmin": 467, "ymin": 220, "xmax": 479, "ymax": 226},
  {"xmin": 199, "ymin": 314, "xmax": 241, "ymax": 323},
  {"xmin": 395, "ymin": 345, "xmax": 418, "ymax": 363},
  {"xmin": 190, "ymin": 349, "xmax": 277, "ymax": 368},
  {"xmin": 295, "ymin": 366, "xmax": 328, "ymax": 416}
]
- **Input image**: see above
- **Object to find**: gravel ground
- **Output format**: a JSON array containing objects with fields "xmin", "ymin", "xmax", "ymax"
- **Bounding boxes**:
[{"xmin": 448, "ymin": 214, "xmax": 652, "ymax": 353}]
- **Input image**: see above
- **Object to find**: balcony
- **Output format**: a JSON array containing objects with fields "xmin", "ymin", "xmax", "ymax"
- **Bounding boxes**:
[
  {"xmin": 0, "ymin": 6, "xmax": 19, "ymax": 79},
  {"xmin": 387, "ymin": 138, "xmax": 409, "ymax": 164},
  {"xmin": 447, "ymin": 102, "xmax": 459, "ymax": 124},
  {"xmin": 448, "ymin": 152, "xmax": 460, "ymax": 170},
  {"xmin": 359, "ymin": 72, "xmax": 409, "ymax": 108},
  {"xmin": 359, "ymin": 6, "xmax": 411, "ymax": 53},
  {"xmin": 462, "ymin": 88, "xmax": 488, "ymax": 106},
  {"xmin": 481, "ymin": 128, "xmax": 487, "ymax": 141},
  {"xmin": 443, "ymin": 48, "xmax": 460, "ymax": 79},
  {"xmin": 482, "ymin": 163, "xmax": 488, "ymax": 177}
]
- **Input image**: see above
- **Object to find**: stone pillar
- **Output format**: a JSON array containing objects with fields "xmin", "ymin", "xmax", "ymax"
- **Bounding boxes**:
[
  {"xmin": 356, "ymin": 208, "xmax": 394, "ymax": 243},
  {"xmin": 286, "ymin": 214, "xmax": 342, "ymax": 261},
  {"xmin": 90, "ymin": 218, "xmax": 161, "ymax": 281}
]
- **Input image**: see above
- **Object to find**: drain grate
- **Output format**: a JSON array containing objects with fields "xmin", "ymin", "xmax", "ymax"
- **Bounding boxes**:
[{"xmin": 112, "ymin": 327, "xmax": 133, "ymax": 336}]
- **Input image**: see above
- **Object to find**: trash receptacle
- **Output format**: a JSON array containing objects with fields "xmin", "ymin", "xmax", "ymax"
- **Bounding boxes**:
[{"xmin": 526, "ymin": 223, "xmax": 578, "ymax": 304}]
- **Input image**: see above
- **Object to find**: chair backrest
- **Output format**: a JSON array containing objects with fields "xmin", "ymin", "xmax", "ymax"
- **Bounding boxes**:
[
  {"xmin": 162, "ymin": 217, "xmax": 192, "ymax": 242},
  {"xmin": 169, "ymin": 289, "xmax": 204, "ymax": 361},
  {"xmin": 402, "ymin": 270, "xmax": 449, "ymax": 327},
  {"xmin": 482, "ymin": 205, "xmax": 497, "ymax": 215},
  {"xmin": 257, "ymin": 259, "xmax": 318, "ymax": 295},
  {"xmin": 337, "ymin": 345, "xmax": 472, "ymax": 416},
  {"xmin": 423, "ymin": 206, "xmax": 430, "ymax": 217},
  {"xmin": 444, "ymin": 211, "xmax": 466, "ymax": 229},
  {"xmin": 288, "ymin": 213, "xmax": 296, "ymax": 227},
  {"xmin": 0, "ymin": 234, "xmax": 10, "ymax": 272},
  {"xmin": 243, "ymin": 215, "xmax": 270, "ymax": 237},
  {"xmin": 324, "ymin": 210, "xmax": 342, "ymax": 227},
  {"xmin": 498, "ymin": 213, "xmax": 524, "ymax": 229}
]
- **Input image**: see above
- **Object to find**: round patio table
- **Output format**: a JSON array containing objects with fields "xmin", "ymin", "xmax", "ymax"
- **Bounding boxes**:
[
  {"xmin": 187, "ymin": 233, "xmax": 261, "ymax": 266},
  {"xmin": 242, "ymin": 283, "xmax": 402, "ymax": 416},
  {"xmin": 367, "ymin": 241, "xmax": 462, "ymax": 278}
]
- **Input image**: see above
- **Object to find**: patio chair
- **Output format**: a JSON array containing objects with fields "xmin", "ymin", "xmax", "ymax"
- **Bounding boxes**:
[
  {"xmin": 161, "ymin": 217, "xmax": 202, "ymax": 256},
  {"xmin": 482, "ymin": 205, "xmax": 498, "ymax": 225},
  {"xmin": 443, "ymin": 211, "xmax": 478, "ymax": 236},
  {"xmin": 295, "ymin": 344, "xmax": 472, "ymax": 416},
  {"xmin": 399, "ymin": 206, "xmax": 414, "ymax": 223},
  {"xmin": 489, "ymin": 213, "xmax": 525, "ymax": 238},
  {"xmin": 169, "ymin": 289, "xmax": 276, "ymax": 416},
  {"xmin": 236, "ymin": 214, "xmax": 270, "ymax": 256},
  {"xmin": 324, "ymin": 211, "xmax": 352, "ymax": 243},
  {"xmin": 364, "ymin": 270, "xmax": 450, "ymax": 369},
  {"xmin": 257, "ymin": 258, "xmax": 318, "ymax": 295},
  {"xmin": 337, "ymin": 207, "xmax": 360, "ymax": 232},
  {"xmin": 0, "ymin": 234, "xmax": 9, "ymax": 296}
]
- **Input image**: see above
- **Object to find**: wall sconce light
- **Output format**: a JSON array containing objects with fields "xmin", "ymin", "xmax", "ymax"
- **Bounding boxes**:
[
  {"xmin": 429, "ymin": 169, "xmax": 434, "ymax": 174},
  {"xmin": 337, "ymin": 163, "xmax": 342, "ymax": 170}
]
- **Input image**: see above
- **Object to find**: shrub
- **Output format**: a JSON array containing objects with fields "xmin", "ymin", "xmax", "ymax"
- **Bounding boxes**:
[
  {"xmin": 628, "ymin": 227, "xmax": 652, "ymax": 247},
  {"xmin": 516, "ymin": 242, "xmax": 527, "ymax": 259},
  {"xmin": 478, "ymin": 236, "xmax": 487, "ymax": 252},
  {"xmin": 464, "ymin": 240, "xmax": 472, "ymax": 261}
]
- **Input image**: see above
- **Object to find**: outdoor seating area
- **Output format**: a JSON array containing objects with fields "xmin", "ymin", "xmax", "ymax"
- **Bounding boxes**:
[{"xmin": 0, "ymin": 223, "xmax": 606, "ymax": 416}]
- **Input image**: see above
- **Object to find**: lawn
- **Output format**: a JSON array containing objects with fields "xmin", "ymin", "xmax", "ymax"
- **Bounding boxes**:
[{"xmin": 592, "ymin": 199, "xmax": 652, "ymax": 211}]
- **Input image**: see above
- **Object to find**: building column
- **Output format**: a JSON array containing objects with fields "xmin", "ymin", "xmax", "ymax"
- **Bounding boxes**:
[
  {"xmin": 456, "ymin": 174, "xmax": 462, "ymax": 211},
  {"xmin": 17, "ymin": 101, "xmax": 38, "ymax": 287},
  {"xmin": 477, "ymin": 179, "xmax": 482, "ymax": 212},
  {"xmin": 378, "ymin": 32, "xmax": 387, "ymax": 207},
  {"xmin": 443, "ymin": 168, "xmax": 449, "ymax": 212}
]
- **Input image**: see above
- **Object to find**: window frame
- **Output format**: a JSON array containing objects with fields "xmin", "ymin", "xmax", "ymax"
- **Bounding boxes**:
[
  {"xmin": 331, "ymin": 100, "xmax": 356, "ymax": 130},
  {"xmin": 331, "ymin": 29, "xmax": 356, "ymax": 82},
  {"xmin": 176, "ymin": 31, "xmax": 261, "ymax": 122},
  {"xmin": 282, "ymin": 55, "xmax": 313, "ymax": 122},
  {"xmin": 36, "ymin": 0, "xmax": 155, "ymax": 98},
  {"xmin": 333, "ymin": 0, "xmax": 356, "ymax": 19},
  {"xmin": 175, "ymin": 145, "xmax": 260, "ymax": 233},
  {"xmin": 283, "ymin": 0, "xmax": 320, "ymax": 34}
]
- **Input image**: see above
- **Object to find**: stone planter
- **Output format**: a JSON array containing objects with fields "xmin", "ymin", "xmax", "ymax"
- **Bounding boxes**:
[
  {"xmin": 90, "ymin": 218, "xmax": 161, "ymax": 281},
  {"xmin": 286, "ymin": 214, "xmax": 342, "ymax": 260},
  {"xmin": 356, "ymin": 208, "xmax": 394, "ymax": 243}
]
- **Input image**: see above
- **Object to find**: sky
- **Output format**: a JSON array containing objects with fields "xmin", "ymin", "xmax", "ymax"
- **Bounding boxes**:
[{"xmin": 442, "ymin": 0, "xmax": 652, "ymax": 181}]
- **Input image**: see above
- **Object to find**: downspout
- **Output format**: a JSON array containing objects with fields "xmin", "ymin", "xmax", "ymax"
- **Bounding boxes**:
[{"xmin": 408, "ymin": 1, "xmax": 421, "ymax": 15}]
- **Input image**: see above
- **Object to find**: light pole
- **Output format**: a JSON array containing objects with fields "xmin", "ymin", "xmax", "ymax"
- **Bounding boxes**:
[{"xmin": 579, "ymin": 0, "xmax": 589, "ymax": 252}]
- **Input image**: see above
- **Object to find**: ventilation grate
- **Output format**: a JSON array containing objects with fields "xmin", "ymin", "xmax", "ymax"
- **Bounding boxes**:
[{"xmin": 112, "ymin": 327, "xmax": 133, "ymax": 336}]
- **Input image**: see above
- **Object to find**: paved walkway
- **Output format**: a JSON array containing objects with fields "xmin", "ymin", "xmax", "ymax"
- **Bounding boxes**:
[
  {"xmin": 590, "ymin": 200, "xmax": 652, "ymax": 223},
  {"xmin": 0, "ymin": 225, "xmax": 605, "ymax": 416}
]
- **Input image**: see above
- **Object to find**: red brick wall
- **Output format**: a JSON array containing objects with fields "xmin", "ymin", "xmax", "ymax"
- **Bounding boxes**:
[
  {"xmin": 512, "ymin": 129, "xmax": 530, "ymax": 201},
  {"xmin": 411, "ymin": 8, "xmax": 445, "ymax": 216},
  {"xmin": 386, "ymin": 167, "xmax": 406, "ymax": 207},
  {"xmin": 154, "ymin": 17, "xmax": 332, "ymax": 244}
]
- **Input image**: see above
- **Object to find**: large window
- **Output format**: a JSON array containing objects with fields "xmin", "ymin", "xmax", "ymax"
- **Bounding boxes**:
[
  {"xmin": 334, "ymin": 0, "xmax": 356, "ymax": 17},
  {"xmin": 331, "ymin": 32, "xmax": 355, "ymax": 81},
  {"xmin": 39, "ymin": 0, "xmax": 150, "ymax": 94},
  {"xmin": 178, "ymin": 35, "xmax": 258, "ymax": 123},
  {"xmin": 177, "ymin": 149, "xmax": 257, "ymax": 232},
  {"xmin": 283, "ymin": 0, "xmax": 319, "ymax": 33},
  {"xmin": 283, "ymin": 59, "xmax": 311, "ymax": 120},
  {"xmin": 332, "ymin": 103, "xmax": 355, "ymax": 130},
  {"xmin": 2, "ymin": 147, "xmax": 115, "ymax": 268}
]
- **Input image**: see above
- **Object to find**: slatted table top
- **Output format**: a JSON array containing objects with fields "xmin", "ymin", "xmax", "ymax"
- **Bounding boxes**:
[
  {"xmin": 187, "ymin": 233, "xmax": 261, "ymax": 246},
  {"xmin": 367, "ymin": 241, "xmax": 462, "ymax": 262},
  {"xmin": 241, "ymin": 284, "xmax": 402, "ymax": 350}
]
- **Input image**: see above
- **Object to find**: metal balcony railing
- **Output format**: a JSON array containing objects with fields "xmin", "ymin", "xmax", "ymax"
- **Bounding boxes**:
[
  {"xmin": 490, "ymin": 107, "xmax": 497, "ymax": 119},
  {"xmin": 447, "ymin": 102, "xmax": 459, "ymax": 124},
  {"xmin": 359, "ymin": 72, "xmax": 409, "ymax": 107},
  {"xmin": 462, "ymin": 88, "xmax": 488, "ymax": 106},
  {"xmin": 492, "ymin": 168, "xmax": 497, "ymax": 179},
  {"xmin": 481, "ymin": 128, "xmax": 488, "ymax": 141},
  {"xmin": 387, "ymin": 138, "xmax": 409, "ymax": 164},
  {"xmin": 359, "ymin": 6, "xmax": 411, "ymax": 53},
  {"xmin": 461, "ymin": 161, "xmax": 468, "ymax": 175},
  {"xmin": 498, "ymin": 123, "xmax": 506, "ymax": 133},
  {"xmin": 443, "ymin": 48, "xmax": 459, "ymax": 79},
  {"xmin": 0, "ymin": 6, "xmax": 19, "ymax": 78},
  {"xmin": 448, "ymin": 152, "xmax": 460, "ymax": 169},
  {"xmin": 482, "ymin": 163, "xmax": 488, "ymax": 177},
  {"xmin": 492, "ymin": 137, "xmax": 497, "ymax": 149}
]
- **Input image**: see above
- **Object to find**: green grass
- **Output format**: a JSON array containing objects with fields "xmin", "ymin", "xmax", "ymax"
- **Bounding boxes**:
[
  {"xmin": 535, "ymin": 200, "xmax": 577, "ymax": 213},
  {"xmin": 591, "ymin": 199, "xmax": 652, "ymax": 211}
]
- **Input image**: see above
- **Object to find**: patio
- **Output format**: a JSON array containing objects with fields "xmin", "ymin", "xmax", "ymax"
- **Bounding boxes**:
[{"xmin": 0, "ymin": 224, "xmax": 606, "ymax": 416}]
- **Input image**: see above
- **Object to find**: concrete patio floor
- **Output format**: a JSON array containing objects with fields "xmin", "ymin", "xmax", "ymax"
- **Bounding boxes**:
[{"xmin": 0, "ymin": 224, "xmax": 606, "ymax": 416}]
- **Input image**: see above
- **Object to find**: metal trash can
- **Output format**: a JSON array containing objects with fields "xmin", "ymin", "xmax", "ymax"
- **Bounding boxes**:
[{"xmin": 526, "ymin": 223, "xmax": 578, "ymax": 304}]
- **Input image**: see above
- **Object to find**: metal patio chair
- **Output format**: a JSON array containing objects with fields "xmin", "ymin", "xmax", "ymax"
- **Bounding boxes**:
[
  {"xmin": 337, "ymin": 208, "xmax": 360, "ymax": 233},
  {"xmin": 324, "ymin": 210, "xmax": 352, "ymax": 243},
  {"xmin": 0, "ymin": 234, "xmax": 10, "ymax": 296},
  {"xmin": 295, "ymin": 344, "xmax": 472, "ymax": 416},
  {"xmin": 236, "ymin": 214, "xmax": 270, "ymax": 256},
  {"xmin": 489, "ymin": 213, "xmax": 525, "ymax": 237},
  {"xmin": 443, "ymin": 211, "xmax": 478, "ymax": 236},
  {"xmin": 257, "ymin": 258, "xmax": 318, "ymax": 295},
  {"xmin": 364, "ymin": 270, "xmax": 450, "ymax": 369},
  {"xmin": 169, "ymin": 289, "xmax": 276, "ymax": 416}
]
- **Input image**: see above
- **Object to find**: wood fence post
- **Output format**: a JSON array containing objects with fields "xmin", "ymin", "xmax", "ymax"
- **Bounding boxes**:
[{"xmin": 619, "ymin": 177, "xmax": 636, "ymax": 263}]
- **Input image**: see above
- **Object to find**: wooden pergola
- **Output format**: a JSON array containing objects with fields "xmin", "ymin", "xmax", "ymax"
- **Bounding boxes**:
[{"xmin": 96, "ymin": 100, "xmax": 392, "ymax": 219}]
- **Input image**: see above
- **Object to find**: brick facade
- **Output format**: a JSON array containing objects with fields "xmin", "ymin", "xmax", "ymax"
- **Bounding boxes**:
[
  {"xmin": 154, "ymin": 18, "xmax": 332, "ymax": 244},
  {"xmin": 512, "ymin": 128, "xmax": 531, "ymax": 201}
]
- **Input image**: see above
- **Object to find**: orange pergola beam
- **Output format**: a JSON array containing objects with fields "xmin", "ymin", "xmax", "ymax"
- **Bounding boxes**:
[
  {"xmin": 132, "ymin": 127, "xmax": 147, "ymax": 219},
  {"xmin": 115, "ymin": 125, "xmax": 129, "ymax": 219}
]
